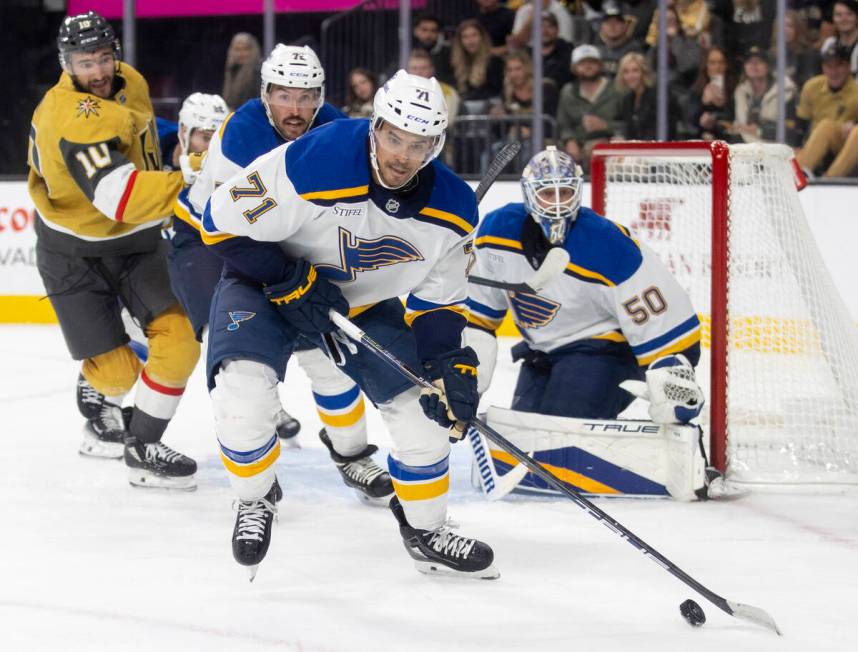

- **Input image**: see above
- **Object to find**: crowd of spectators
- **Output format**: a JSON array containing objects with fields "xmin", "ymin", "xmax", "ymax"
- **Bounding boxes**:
[{"xmin": 334, "ymin": 0, "xmax": 858, "ymax": 177}]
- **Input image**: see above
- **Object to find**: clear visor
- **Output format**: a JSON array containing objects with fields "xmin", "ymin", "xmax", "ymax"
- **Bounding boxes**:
[
  {"xmin": 265, "ymin": 85, "xmax": 322, "ymax": 110},
  {"xmin": 372, "ymin": 120, "xmax": 442, "ymax": 166}
]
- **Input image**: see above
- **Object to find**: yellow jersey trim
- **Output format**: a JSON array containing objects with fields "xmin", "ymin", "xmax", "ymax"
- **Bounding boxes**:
[
  {"xmin": 637, "ymin": 328, "xmax": 703, "ymax": 366},
  {"xmin": 299, "ymin": 185, "xmax": 369, "ymax": 201},
  {"xmin": 218, "ymin": 112, "xmax": 236, "ymax": 139},
  {"xmin": 418, "ymin": 206, "xmax": 475, "ymax": 235},
  {"xmin": 404, "ymin": 304, "xmax": 469, "ymax": 327},
  {"xmin": 474, "ymin": 235, "xmax": 523, "ymax": 250},
  {"xmin": 566, "ymin": 262, "xmax": 616, "ymax": 287}
]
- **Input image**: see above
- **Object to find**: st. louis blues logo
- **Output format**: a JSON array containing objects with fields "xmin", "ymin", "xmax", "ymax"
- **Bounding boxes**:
[
  {"xmin": 315, "ymin": 227, "xmax": 424, "ymax": 282},
  {"xmin": 509, "ymin": 291, "xmax": 560, "ymax": 329},
  {"xmin": 227, "ymin": 311, "xmax": 256, "ymax": 331}
]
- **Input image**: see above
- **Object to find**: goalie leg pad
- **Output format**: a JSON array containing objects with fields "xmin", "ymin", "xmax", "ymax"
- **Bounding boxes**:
[
  {"xmin": 378, "ymin": 386, "xmax": 451, "ymax": 530},
  {"xmin": 294, "ymin": 346, "xmax": 367, "ymax": 456},
  {"xmin": 663, "ymin": 425, "xmax": 708, "ymax": 501},
  {"xmin": 211, "ymin": 359, "xmax": 283, "ymax": 500}
]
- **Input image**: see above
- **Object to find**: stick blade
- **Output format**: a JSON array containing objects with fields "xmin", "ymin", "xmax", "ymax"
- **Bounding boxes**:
[
  {"xmin": 726, "ymin": 600, "xmax": 782, "ymax": 635},
  {"xmin": 528, "ymin": 246, "xmax": 570, "ymax": 291}
]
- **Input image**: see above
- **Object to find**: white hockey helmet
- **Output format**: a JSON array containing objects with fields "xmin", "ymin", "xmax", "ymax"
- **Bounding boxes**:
[
  {"xmin": 260, "ymin": 44, "xmax": 325, "ymax": 137},
  {"xmin": 369, "ymin": 69, "xmax": 448, "ymax": 189},
  {"xmin": 521, "ymin": 146, "xmax": 584, "ymax": 245},
  {"xmin": 178, "ymin": 92, "xmax": 229, "ymax": 152}
]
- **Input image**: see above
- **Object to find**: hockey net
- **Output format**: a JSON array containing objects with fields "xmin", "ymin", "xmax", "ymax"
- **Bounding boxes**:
[{"xmin": 591, "ymin": 141, "xmax": 858, "ymax": 486}]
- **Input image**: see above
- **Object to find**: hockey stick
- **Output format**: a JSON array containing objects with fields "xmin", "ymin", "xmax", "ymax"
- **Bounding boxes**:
[
  {"xmin": 468, "ymin": 246, "xmax": 570, "ymax": 294},
  {"xmin": 466, "ymin": 424, "xmax": 529, "ymax": 500},
  {"xmin": 475, "ymin": 141, "xmax": 521, "ymax": 203},
  {"xmin": 327, "ymin": 309, "xmax": 781, "ymax": 636}
]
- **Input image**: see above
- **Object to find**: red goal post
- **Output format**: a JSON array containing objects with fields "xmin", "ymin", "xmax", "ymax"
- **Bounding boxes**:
[{"xmin": 590, "ymin": 141, "xmax": 858, "ymax": 486}]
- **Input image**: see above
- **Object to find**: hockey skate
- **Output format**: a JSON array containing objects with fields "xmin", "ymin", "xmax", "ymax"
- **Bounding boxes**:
[
  {"xmin": 124, "ymin": 437, "xmax": 197, "ymax": 491},
  {"xmin": 389, "ymin": 496, "xmax": 499, "ymax": 579},
  {"xmin": 319, "ymin": 429, "xmax": 394, "ymax": 505},
  {"xmin": 275, "ymin": 407, "xmax": 301, "ymax": 446},
  {"xmin": 76, "ymin": 374, "xmax": 126, "ymax": 459},
  {"xmin": 233, "ymin": 477, "xmax": 282, "ymax": 581}
]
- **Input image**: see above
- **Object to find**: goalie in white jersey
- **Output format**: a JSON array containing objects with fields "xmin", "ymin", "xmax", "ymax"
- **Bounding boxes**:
[
  {"xmin": 202, "ymin": 71, "xmax": 497, "ymax": 579},
  {"xmin": 466, "ymin": 147, "xmax": 705, "ymax": 426}
]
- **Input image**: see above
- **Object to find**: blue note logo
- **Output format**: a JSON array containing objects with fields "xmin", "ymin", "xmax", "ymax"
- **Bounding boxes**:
[
  {"xmin": 316, "ymin": 226, "xmax": 424, "ymax": 282},
  {"xmin": 509, "ymin": 291, "xmax": 560, "ymax": 329},
  {"xmin": 227, "ymin": 311, "xmax": 256, "ymax": 332}
]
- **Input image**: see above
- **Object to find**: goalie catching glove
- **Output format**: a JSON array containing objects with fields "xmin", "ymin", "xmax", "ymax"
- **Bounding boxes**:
[
  {"xmin": 264, "ymin": 259, "xmax": 349, "ymax": 334},
  {"xmin": 620, "ymin": 354, "xmax": 704, "ymax": 425},
  {"xmin": 419, "ymin": 347, "xmax": 480, "ymax": 439}
]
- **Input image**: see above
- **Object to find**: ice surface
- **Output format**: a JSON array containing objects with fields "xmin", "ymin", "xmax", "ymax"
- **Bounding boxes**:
[{"xmin": 1, "ymin": 325, "xmax": 856, "ymax": 651}]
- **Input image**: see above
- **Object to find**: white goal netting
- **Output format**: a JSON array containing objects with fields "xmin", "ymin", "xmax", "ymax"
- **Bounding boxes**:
[{"xmin": 596, "ymin": 143, "xmax": 858, "ymax": 485}]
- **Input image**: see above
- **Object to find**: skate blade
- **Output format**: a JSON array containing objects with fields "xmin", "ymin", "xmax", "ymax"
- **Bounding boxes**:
[
  {"xmin": 248, "ymin": 564, "xmax": 259, "ymax": 582},
  {"xmin": 128, "ymin": 470, "xmax": 197, "ymax": 491},
  {"xmin": 414, "ymin": 560, "xmax": 500, "ymax": 580},
  {"xmin": 353, "ymin": 489, "xmax": 394, "ymax": 507},
  {"xmin": 78, "ymin": 431, "xmax": 124, "ymax": 459}
]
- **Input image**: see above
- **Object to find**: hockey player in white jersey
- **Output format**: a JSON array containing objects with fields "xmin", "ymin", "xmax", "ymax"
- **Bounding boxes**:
[
  {"xmin": 202, "ymin": 70, "xmax": 497, "ymax": 579},
  {"xmin": 465, "ymin": 147, "xmax": 706, "ymax": 495},
  {"xmin": 178, "ymin": 45, "xmax": 393, "ymax": 501}
]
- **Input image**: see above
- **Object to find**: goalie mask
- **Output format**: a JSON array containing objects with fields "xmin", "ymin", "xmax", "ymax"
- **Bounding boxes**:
[
  {"xmin": 369, "ymin": 70, "xmax": 448, "ymax": 190},
  {"xmin": 178, "ymin": 93, "xmax": 229, "ymax": 153},
  {"xmin": 57, "ymin": 11, "xmax": 121, "ymax": 72},
  {"xmin": 260, "ymin": 44, "xmax": 325, "ymax": 140},
  {"xmin": 521, "ymin": 147, "xmax": 583, "ymax": 245}
]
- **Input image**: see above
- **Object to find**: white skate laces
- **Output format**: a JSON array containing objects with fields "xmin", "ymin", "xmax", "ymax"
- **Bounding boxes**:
[
  {"xmin": 425, "ymin": 520, "xmax": 477, "ymax": 560},
  {"xmin": 146, "ymin": 442, "xmax": 185, "ymax": 464},
  {"xmin": 342, "ymin": 457, "xmax": 386, "ymax": 486},
  {"xmin": 233, "ymin": 498, "xmax": 278, "ymax": 542}
]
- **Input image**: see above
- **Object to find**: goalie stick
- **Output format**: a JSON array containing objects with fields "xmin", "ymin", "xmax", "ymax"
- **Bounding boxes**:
[
  {"xmin": 466, "ymin": 424, "xmax": 529, "ymax": 500},
  {"xmin": 327, "ymin": 309, "xmax": 782, "ymax": 636},
  {"xmin": 468, "ymin": 245, "xmax": 570, "ymax": 294},
  {"xmin": 475, "ymin": 140, "xmax": 521, "ymax": 203}
]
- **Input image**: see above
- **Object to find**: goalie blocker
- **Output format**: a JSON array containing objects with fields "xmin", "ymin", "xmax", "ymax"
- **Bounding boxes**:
[{"xmin": 470, "ymin": 407, "xmax": 709, "ymax": 501}]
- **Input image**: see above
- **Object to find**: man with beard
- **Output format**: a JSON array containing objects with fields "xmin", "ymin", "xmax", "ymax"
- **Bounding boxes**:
[
  {"xmin": 201, "ymin": 70, "xmax": 495, "ymax": 580},
  {"xmin": 187, "ymin": 44, "xmax": 394, "ymax": 505},
  {"xmin": 27, "ymin": 11, "xmax": 200, "ymax": 489},
  {"xmin": 536, "ymin": 11, "xmax": 574, "ymax": 91},
  {"xmin": 556, "ymin": 45, "xmax": 620, "ymax": 170}
]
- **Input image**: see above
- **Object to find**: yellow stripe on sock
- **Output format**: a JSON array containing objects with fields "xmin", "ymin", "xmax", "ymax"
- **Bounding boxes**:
[
  {"xmin": 317, "ymin": 398, "xmax": 366, "ymax": 428},
  {"xmin": 392, "ymin": 475, "xmax": 450, "ymax": 501},
  {"xmin": 220, "ymin": 441, "xmax": 281, "ymax": 478}
]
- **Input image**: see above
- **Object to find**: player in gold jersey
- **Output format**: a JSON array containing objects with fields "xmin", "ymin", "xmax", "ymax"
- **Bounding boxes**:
[{"xmin": 27, "ymin": 11, "xmax": 200, "ymax": 490}]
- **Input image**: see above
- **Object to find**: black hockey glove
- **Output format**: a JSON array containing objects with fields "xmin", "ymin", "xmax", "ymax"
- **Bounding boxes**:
[
  {"xmin": 419, "ymin": 346, "xmax": 479, "ymax": 440},
  {"xmin": 264, "ymin": 259, "xmax": 349, "ymax": 335}
]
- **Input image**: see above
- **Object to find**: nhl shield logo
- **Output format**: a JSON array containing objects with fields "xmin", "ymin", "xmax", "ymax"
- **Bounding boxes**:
[{"xmin": 385, "ymin": 198, "xmax": 400, "ymax": 214}]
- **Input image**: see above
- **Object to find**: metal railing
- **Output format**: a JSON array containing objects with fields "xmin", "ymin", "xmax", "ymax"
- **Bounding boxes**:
[
  {"xmin": 320, "ymin": 0, "xmax": 400, "ymax": 109},
  {"xmin": 448, "ymin": 114, "xmax": 558, "ymax": 180}
]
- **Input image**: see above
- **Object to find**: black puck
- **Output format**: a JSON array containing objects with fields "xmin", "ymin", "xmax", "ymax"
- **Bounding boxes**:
[{"xmin": 679, "ymin": 599, "xmax": 706, "ymax": 627}]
